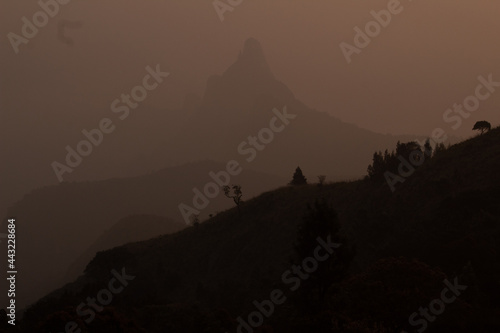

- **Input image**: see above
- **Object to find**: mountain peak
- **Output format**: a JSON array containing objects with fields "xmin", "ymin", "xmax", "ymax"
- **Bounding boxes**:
[
  {"xmin": 229, "ymin": 37, "xmax": 273, "ymax": 80},
  {"xmin": 200, "ymin": 38, "xmax": 281, "ymax": 113},
  {"xmin": 240, "ymin": 38, "xmax": 266, "ymax": 62}
]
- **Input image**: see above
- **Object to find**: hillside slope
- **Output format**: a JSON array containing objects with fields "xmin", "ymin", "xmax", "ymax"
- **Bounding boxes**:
[
  {"xmin": 0, "ymin": 160, "xmax": 285, "ymax": 309},
  {"xmin": 17, "ymin": 128, "xmax": 500, "ymax": 332},
  {"xmin": 64, "ymin": 214, "xmax": 185, "ymax": 282}
]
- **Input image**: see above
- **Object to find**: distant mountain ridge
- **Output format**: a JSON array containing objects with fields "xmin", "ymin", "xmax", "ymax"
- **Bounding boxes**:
[
  {"xmin": 150, "ymin": 38, "xmax": 426, "ymax": 180},
  {"xmin": 65, "ymin": 214, "xmax": 184, "ymax": 283},
  {"xmin": 0, "ymin": 160, "xmax": 285, "ymax": 309}
]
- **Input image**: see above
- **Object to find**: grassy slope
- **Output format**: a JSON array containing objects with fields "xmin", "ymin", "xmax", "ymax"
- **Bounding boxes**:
[
  {"xmin": 19, "ymin": 128, "xmax": 500, "ymax": 332},
  {"xmin": 0, "ymin": 160, "xmax": 285, "ymax": 309},
  {"xmin": 65, "ymin": 214, "xmax": 185, "ymax": 282}
]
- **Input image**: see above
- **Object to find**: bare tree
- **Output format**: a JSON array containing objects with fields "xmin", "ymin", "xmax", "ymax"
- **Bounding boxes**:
[
  {"xmin": 223, "ymin": 185, "xmax": 243, "ymax": 214},
  {"xmin": 190, "ymin": 214, "xmax": 200, "ymax": 227}
]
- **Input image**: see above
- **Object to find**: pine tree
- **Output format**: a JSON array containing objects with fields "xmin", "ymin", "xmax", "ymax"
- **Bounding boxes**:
[
  {"xmin": 367, "ymin": 151, "xmax": 384, "ymax": 181},
  {"xmin": 424, "ymin": 138, "xmax": 433, "ymax": 158},
  {"xmin": 434, "ymin": 142, "xmax": 447, "ymax": 157},
  {"xmin": 292, "ymin": 200, "xmax": 353, "ymax": 312},
  {"xmin": 289, "ymin": 166, "xmax": 307, "ymax": 185}
]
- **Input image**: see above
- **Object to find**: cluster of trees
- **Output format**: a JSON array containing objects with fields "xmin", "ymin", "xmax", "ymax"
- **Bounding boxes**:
[
  {"xmin": 200, "ymin": 119, "xmax": 494, "ymax": 224},
  {"xmin": 367, "ymin": 121, "xmax": 494, "ymax": 182},
  {"xmin": 367, "ymin": 140, "xmax": 446, "ymax": 182}
]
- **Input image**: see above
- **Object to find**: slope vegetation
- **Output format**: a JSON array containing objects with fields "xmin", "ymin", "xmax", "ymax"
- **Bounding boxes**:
[{"xmin": 18, "ymin": 129, "xmax": 500, "ymax": 332}]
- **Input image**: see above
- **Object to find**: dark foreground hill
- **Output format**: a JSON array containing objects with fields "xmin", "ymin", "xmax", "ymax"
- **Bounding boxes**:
[{"xmin": 15, "ymin": 129, "xmax": 500, "ymax": 332}]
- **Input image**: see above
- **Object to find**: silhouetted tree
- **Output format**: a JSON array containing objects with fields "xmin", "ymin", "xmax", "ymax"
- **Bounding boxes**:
[
  {"xmin": 423, "ymin": 138, "xmax": 433, "ymax": 158},
  {"xmin": 395, "ymin": 141, "xmax": 422, "ymax": 160},
  {"xmin": 434, "ymin": 142, "xmax": 447, "ymax": 156},
  {"xmin": 191, "ymin": 214, "xmax": 200, "ymax": 227},
  {"xmin": 290, "ymin": 166, "xmax": 307, "ymax": 185},
  {"xmin": 367, "ymin": 142, "xmax": 424, "ymax": 182},
  {"xmin": 473, "ymin": 120, "xmax": 491, "ymax": 134},
  {"xmin": 367, "ymin": 151, "xmax": 385, "ymax": 181},
  {"xmin": 317, "ymin": 175, "xmax": 326, "ymax": 186},
  {"xmin": 223, "ymin": 185, "xmax": 243, "ymax": 213},
  {"xmin": 293, "ymin": 199, "xmax": 353, "ymax": 312}
]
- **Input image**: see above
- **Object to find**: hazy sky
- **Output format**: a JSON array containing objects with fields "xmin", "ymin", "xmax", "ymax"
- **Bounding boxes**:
[
  {"xmin": 2, "ymin": 0, "xmax": 499, "ymax": 136},
  {"xmin": 1, "ymin": 0, "xmax": 500, "ymax": 214}
]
